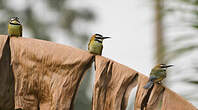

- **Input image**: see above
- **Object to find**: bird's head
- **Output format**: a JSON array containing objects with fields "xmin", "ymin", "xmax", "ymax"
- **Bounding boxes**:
[
  {"xmin": 91, "ymin": 34, "xmax": 111, "ymax": 43},
  {"xmin": 153, "ymin": 64, "xmax": 174, "ymax": 71},
  {"xmin": 9, "ymin": 17, "xmax": 21, "ymax": 25}
]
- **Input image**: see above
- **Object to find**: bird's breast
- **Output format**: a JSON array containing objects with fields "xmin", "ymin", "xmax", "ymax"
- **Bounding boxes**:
[
  {"xmin": 8, "ymin": 24, "xmax": 22, "ymax": 36},
  {"xmin": 88, "ymin": 41, "xmax": 103, "ymax": 55}
]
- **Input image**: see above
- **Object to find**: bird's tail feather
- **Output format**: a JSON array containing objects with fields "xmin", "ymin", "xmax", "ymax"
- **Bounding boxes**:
[{"xmin": 144, "ymin": 81, "xmax": 154, "ymax": 89}]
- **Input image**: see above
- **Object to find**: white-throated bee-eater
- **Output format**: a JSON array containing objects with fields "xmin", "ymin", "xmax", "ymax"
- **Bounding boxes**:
[
  {"xmin": 88, "ymin": 34, "xmax": 110, "ymax": 55},
  {"xmin": 8, "ymin": 17, "xmax": 22, "ymax": 37},
  {"xmin": 144, "ymin": 64, "xmax": 173, "ymax": 89}
]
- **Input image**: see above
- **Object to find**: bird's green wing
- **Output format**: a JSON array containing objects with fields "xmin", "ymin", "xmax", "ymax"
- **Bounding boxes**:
[{"xmin": 150, "ymin": 69, "xmax": 166, "ymax": 82}]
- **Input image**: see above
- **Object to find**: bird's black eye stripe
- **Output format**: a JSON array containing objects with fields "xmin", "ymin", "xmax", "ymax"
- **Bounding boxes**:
[
  {"xmin": 94, "ymin": 39, "xmax": 102, "ymax": 43},
  {"xmin": 95, "ymin": 33, "xmax": 103, "ymax": 37}
]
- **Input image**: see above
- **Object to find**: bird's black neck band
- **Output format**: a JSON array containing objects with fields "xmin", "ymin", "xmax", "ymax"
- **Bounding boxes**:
[{"xmin": 9, "ymin": 23, "xmax": 21, "ymax": 25}]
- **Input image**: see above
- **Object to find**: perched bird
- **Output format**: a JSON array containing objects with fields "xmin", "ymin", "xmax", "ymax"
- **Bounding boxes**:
[
  {"xmin": 8, "ymin": 17, "xmax": 22, "ymax": 37},
  {"xmin": 88, "ymin": 34, "xmax": 110, "ymax": 55},
  {"xmin": 144, "ymin": 64, "xmax": 173, "ymax": 89}
]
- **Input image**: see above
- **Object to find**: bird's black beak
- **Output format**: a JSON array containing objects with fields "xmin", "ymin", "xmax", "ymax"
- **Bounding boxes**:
[
  {"xmin": 100, "ymin": 37, "xmax": 111, "ymax": 39},
  {"xmin": 162, "ymin": 64, "xmax": 174, "ymax": 68}
]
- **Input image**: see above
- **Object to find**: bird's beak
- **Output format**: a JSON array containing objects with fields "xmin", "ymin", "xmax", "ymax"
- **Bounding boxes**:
[
  {"xmin": 100, "ymin": 37, "xmax": 111, "ymax": 39},
  {"xmin": 163, "ymin": 64, "xmax": 174, "ymax": 68}
]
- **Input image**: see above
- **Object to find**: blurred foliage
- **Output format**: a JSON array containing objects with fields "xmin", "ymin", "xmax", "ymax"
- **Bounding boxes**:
[
  {"xmin": 162, "ymin": 0, "xmax": 198, "ymax": 105},
  {"xmin": 188, "ymin": 80, "xmax": 198, "ymax": 84},
  {"xmin": 166, "ymin": 44, "xmax": 198, "ymax": 61},
  {"xmin": 0, "ymin": 0, "xmax": 95, "ymax": 109},
  {"xmin": 163, "ymin": 0, "xmax": 198, "ymax": 61}
]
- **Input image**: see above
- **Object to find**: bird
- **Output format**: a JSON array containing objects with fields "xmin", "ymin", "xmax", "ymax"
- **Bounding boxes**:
[
  {"xmin": 144, "ymin": 64, "xmax": 173, "ymax": 89},
  {"xmin": 8, "ymin": 17, "xmax": 22, "ymax": 37},
  {"xmin": 88, "ymin": 33, "xmax": 110, "ymax": 55}
]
